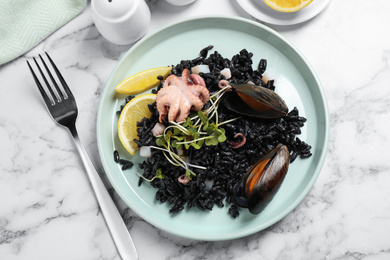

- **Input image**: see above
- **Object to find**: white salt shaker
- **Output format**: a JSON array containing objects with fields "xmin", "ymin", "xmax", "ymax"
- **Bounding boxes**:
[{"xmin": 91, "ymin": 0, "xmax": 151, "ymax": 45}]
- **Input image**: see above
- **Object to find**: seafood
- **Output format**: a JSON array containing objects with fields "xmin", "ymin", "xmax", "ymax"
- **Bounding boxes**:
[
  {"xmin": 222, "ymin": 82, "xmax": 288, "ymax": 119},
  {"xmin": 218, "ymin": 79, "xmax": 231, "ymax": 90},
  {"xmin": 178, "ymin": 174, "xmax": 190, "ymax": 185},
  {"xmin": 191, "ymin": 64, "xmax": 210, "ymax": 74},
  {"xmin": 234, "ymin": 144, "xmax": 290, "ymax": 214},
  {"xmin": 220, "ymin": 68, "xmax": 232, "ymax": 79},
  {"xmin": 230, "ymin": 133, "xmax": 246, "ymax": 149},
  {"xmin": 151, "ymin": 123, "xmax": 166, "ymax": 136},
  {"xmin": 156, "ymin": 69, "xmax": 210, "ymax": 123}
]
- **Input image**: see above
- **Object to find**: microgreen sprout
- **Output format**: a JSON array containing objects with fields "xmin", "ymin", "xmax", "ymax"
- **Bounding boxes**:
[
  {"xmin": 153, "ymin": 86, "xmax": 240, "ymax": 179},
  {"xmin": 136, "ymin": 168, "xmax": 165, "ymax": 182}
]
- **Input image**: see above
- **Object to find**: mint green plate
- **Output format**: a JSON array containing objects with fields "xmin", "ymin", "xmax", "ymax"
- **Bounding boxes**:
[{"xmin": 97, "ymin": 16, "xmax": 329, "ymax": 241}]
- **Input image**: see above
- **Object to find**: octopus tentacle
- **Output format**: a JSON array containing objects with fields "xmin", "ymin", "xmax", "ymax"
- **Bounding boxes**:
[
  {"xmin": 230, "ymin": 133, "xmax": 246, "ymax": 149},
  {"xmin": 188, "ymin": 84, "xmax": 210, "ymax": 104},
  {"xmin": 218, "ymin": 79, "xmax": 231, "ymax": 90},
  {"xmin": 178, "ymin": 174, "xmax": 190, "ymax": 185},
  {"xmin": 156, "ymin": 69, "xmax": 210, "ymax": 123},
  {"xmin": 163, "ymin": 76, "xmax": 173, "ymax": 87},
  {"xmin": 167, "ymin": 98, "xmax": 181, "ymax": 123},
  {"xmin": 176, "ymin": 99, "xmax": 191, "ymax": 123},
  {"xmin": 156, "ymin": 94, "xmax": 173, "ymax": 122},
  {"xmin": 181, "ymin": 68, "xmax": 190, "ymax": 83},
  {"xmin": 186, "ymin": 91, "xmax": 204, "ymax": 111},
  {"xmin": 189, "ymin": 73, "xmax": 206, "ymax": 87}
]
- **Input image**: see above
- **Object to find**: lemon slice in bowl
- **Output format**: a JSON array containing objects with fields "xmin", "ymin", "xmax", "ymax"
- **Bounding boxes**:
[
  {"xmin": 118, "ymin": 94, "xmax": 157, "ymax": 155},
  {"xmin": 115, "ymin": 66, "xmax": 172, "ymax": 95},
  {"xmin": 264, "ymin": 0, "xmax": 313, "ymax": 12}
]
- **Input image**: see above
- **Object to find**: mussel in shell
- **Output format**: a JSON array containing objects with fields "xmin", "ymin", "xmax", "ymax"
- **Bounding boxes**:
[
  {"xmin": 223, "ymin": 83, "xmax": 288, "ymax": 119},
  {"xmin": 234, "ymin": 144, "xmax": 290, "ymax": 214}
]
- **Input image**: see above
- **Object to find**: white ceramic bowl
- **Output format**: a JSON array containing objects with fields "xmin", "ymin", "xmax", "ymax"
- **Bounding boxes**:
[{"xmin": 164, "ymin": 0, "xmax": 196, "ymax": 6}]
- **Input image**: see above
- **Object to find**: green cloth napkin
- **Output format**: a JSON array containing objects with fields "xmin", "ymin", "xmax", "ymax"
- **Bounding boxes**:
[{"xmin": 0, "ymin": 0, "xmax": 87, "ymax": 65}]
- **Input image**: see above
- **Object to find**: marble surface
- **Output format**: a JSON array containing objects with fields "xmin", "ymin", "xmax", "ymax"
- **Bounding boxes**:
[{"xmin": 1, "ymin": 0, "xmax": 390, "ymax": 259}]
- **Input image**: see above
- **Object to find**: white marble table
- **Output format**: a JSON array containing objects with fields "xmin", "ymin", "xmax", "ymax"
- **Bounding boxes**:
[{"xmin": 1, "ymin": 0, "xmax": 390, "ymax": 259}]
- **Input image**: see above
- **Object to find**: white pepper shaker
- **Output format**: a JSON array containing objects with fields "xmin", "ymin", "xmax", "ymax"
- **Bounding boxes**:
[{"xmin": 91, "ymin": 0, "xmax": 151, "ymax": 45}]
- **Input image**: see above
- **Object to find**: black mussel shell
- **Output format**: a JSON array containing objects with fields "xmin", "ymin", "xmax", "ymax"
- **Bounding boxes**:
[
  {"xmin": 234, "ymin": 176, "xmax": 248, "ymax": 208},
  {"xmin": 223, "ymin": 83, "xmax": 288, "ymax": 119},
  {"xmin": 234, "ymin": 144, "xmax": 290, "ymax": 214}
]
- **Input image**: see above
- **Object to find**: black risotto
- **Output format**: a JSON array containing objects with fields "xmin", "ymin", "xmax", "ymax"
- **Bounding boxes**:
[{"xmin": 114, "ymin": 46, "xmax": 312, "ymax": 218}]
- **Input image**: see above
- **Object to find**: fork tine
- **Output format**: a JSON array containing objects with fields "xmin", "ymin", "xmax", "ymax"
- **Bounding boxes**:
[
  {"xmin": 39, "ymin": 54, "xmax": 65, "ymax": 101},
  {"xmin": 27, "ymin": 60, "xmax": 54, "ymax": 106},
  {"xmin": 45, "ymin": 52, "xmax": 73, "ymax": 100},
  {"xmin": 33, "ymin": 56, "xmax": 59, "ymax": 104}
]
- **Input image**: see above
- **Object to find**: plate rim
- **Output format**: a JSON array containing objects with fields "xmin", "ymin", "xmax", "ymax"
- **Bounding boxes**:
[
  {"xmin": 236, "ymin": 0, "xmax": 331, "ymax": 26},
  {"xmin": 96, "ymin": 15, "xmax": 329, "ymax": 241}
]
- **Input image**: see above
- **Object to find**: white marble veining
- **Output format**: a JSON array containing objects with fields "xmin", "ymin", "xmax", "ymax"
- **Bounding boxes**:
[{"xmin": 1, "ymin": 0, "xmax": 390, "ymax": 259}]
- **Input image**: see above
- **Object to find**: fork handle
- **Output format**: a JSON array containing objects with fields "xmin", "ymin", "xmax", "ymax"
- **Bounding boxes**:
[{"xmin": 68, "ymin": 123, "xmax": 138, "ymax": 260}]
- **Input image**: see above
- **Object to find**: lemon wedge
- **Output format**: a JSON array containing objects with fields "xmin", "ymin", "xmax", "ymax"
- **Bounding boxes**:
[
  {"xmin": 115, "ymin": 66, "xmax": 172, "ymax": 95},
  {"xmin": 118, "ymin": 94, "xmax": 157, "ymax": 155},
  {"xmin": 264, "ymin": 0, "xmax": 313, "ymax": 12}
]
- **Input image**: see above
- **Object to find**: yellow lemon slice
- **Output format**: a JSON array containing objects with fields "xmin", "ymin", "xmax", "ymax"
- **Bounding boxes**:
[
  {"xmin": 118, "ymin": 94, "xmax": 157, "ymax": 155},
  {"xmin": 115, "ymin": 66, "xmax": 172, "ymax": 95},
  {"xmin": 264, "ymin": 0, "xmax": 313, "ymax": 12}
]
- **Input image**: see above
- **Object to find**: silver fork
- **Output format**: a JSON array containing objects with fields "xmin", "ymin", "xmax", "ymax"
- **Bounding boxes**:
[{"xmin": 27, "ymin": 53, "xmax": 138, "ymax": 260}]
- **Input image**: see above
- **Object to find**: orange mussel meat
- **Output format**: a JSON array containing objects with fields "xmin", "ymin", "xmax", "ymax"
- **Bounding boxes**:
[{"xmin": 234, "ymin": 144, "xmax": 290, "ymax": 214}]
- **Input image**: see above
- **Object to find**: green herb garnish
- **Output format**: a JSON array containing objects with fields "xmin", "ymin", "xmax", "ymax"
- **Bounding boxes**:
[
  {"xmin": 151, "ymin": 86, "xmax": 240, "ymax": 179},
  {"xmin": 136, "ymin": 168, "xmax": 165, "ymax": 182}
]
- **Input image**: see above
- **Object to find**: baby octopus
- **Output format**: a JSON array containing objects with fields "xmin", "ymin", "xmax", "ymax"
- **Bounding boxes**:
[{"xmin": 156, "ymin": 69, "xmax": 210, "ymax": 123}]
